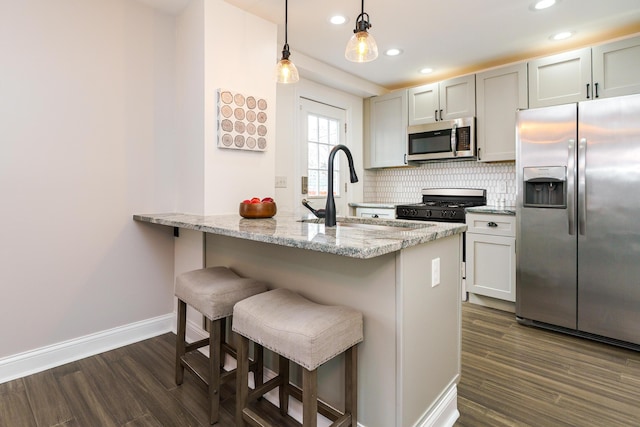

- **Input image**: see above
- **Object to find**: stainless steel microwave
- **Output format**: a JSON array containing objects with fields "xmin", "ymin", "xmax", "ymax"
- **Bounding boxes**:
[{"xmin": 407, "ymin": 117, "xmax": 476, "ymax": 162}]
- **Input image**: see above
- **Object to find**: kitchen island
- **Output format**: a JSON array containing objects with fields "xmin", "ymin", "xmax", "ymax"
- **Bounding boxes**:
[{"xmin": 134, "ymin": 212, "xmax": 465, "ymax": 427}]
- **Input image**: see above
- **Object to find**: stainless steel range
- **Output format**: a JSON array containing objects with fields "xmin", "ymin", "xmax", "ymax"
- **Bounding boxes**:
[{"xmin": 396, "ymin": 188, "xmax": 487, "ymax": 223}]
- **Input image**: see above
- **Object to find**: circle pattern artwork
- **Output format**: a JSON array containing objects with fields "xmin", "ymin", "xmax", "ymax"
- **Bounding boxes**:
[
  {"xmin": 221, "ymin": 134, "xmax": 233, "ymax": 146},
  {"xmin": 218, "ymin": 88, "xmax": 268, "ymax": 151}
]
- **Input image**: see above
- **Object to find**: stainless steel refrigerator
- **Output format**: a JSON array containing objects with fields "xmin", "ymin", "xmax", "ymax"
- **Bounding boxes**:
[{"xmin": 516, "ymin": 93, "xmax": 640, "ymax": 348}]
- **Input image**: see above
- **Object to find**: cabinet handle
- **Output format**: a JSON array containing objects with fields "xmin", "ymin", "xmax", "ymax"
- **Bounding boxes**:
[
  {"xmin": 434, "ymin": 109, "xmax": 438, "ymax": 121},
  {"xmin": 487, "ymin": 221, "xmax": 498, "ymax": 228},
  {"xmin": 586, "ymin": 83, "xmax": 591, "ymax": 99},
  {"xmin": 594, "ymin": 82, "xmax": 599, "ymax": 98},
  {"xmin": 372, "ymin": 214, "xmax": 379, "ymax": 218},
  {"xmin": 439, "ymin": 109, "xmax": 443, "ymax": 121},
  {"xmin": 404, "ymin": 153, "xmax": 407, "ymax": 164},
  {"xmin": 477, "ymin": 147, "xmax": 482, "ymax": 160}
]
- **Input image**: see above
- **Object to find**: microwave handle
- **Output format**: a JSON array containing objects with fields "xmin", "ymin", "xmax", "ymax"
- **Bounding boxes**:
[{"xmin": 451, "ymin": 122, "xmax": 457, "ymax": 156}]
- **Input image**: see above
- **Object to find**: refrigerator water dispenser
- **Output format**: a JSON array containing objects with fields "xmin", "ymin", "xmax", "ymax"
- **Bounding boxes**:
[{"xmin": 523, "ymin": 166, "xmax": 566, "ymax": 208}]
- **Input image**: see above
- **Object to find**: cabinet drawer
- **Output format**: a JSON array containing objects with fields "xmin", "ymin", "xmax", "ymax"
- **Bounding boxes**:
[
  {"xmin": 355, "ymin": 207, "xmax": 395, "ymax": 219},
  {"xmin": 466, "ymin": 213, "xmax": 515, "ymax": 236}
]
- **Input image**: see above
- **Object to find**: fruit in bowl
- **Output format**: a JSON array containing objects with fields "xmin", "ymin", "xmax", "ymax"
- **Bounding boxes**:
[{"xmin": 239, "ymin": 197, "xmax": 277, "ymax": 218}]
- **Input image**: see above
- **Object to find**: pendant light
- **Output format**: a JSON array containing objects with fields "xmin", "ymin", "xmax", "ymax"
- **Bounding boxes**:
[
  {"xmin": 275, "ymin": 0, "xmax": 299, "ymax": 84},
  {"xmin": 345, "ymin": 0, "xmax": 378, "ymax": 63}
]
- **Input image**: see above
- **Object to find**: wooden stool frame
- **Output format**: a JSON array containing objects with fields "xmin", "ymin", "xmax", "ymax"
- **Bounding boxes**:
[
  {"xmin": 235, "ymin": 333, "xmax": 358, "ymax": 427},
  {"xmin": 175, "ymin": 299, "xmax": 264, "ymax": 424}
]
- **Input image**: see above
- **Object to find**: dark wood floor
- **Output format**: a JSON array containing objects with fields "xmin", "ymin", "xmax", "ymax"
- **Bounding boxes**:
[{"xmin": 2, "ymin": 303, "xmax": 640, "ymax": 426}]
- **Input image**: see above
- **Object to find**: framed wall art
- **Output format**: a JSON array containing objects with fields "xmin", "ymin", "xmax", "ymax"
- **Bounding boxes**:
[{"xmin": 217, "ymin": 88, "xmax": 269, "ymax": 151}]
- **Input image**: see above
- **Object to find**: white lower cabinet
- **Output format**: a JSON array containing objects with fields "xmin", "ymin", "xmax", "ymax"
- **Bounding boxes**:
[
  {"xmin": 466, "ymin": 213, "xmax": 516, "ymax": 302},
  {"xmin": 355, "ymin": 207, "xmax": 395, "ymax": 218}
]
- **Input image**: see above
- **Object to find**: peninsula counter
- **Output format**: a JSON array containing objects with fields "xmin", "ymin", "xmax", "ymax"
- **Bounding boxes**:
[{"xmin": 134, "ymin": 212, "xmax": 465, "ymax": 427}]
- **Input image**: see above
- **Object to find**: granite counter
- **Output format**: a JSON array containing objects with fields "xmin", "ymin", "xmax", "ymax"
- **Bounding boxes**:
[{"xmin": 133, "ymin": 212, "xmax": 465, "ymax": 259}]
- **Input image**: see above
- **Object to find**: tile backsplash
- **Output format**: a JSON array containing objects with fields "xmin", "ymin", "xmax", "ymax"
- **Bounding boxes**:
[{"xmin": 364, "ymin": 161, "xmax": 516, "ymax": 206}]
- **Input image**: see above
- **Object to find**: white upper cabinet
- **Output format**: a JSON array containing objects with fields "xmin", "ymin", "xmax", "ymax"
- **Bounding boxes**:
[
  {"xmin": 408, "ymin": 83, "xmax": 438, "ymax": 125},
  {"xmin": 364, "ymin": 89, "xmax": 408, "ymax": 169},
  {"xmin": 408, "ymin": 75, "xmax": 476, "ymax": 125},
  {"xmin": 592, "ymin": 36, "xmax": 640, "ymax": 99},
  {"xmin": 476, "ymin": 63, "xmax": 528, "ymax": 162},
  {"xmin": 528, "ymin": 48, "xmax": 591, "ymax": 108},
  {"xmin": 529, "ymin": 35, "xmax": 640, "ymax": 108}
]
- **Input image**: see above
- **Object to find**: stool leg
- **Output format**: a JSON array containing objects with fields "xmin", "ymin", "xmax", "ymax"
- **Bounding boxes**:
[
  {"xmin": 278, "ymin": 356, "xmax": 289, "ymax": 416},
  {"xmin": 345, "ymin": 346, "xmax": 358, "ymax": 426},
  {"xmin": 219, "ymin": 317, "xmax": 227, "ymax": 369},
  {"xmin": 302, "ymin": 367, "xmax": 318, "ymax": 427},
  {"xmin": 235, "ymin": 334, "xmax": 249, "ymax": 427},
  {"xmin": 175, "ymin": 299, "xmax": 187, "ymax": 385},
  {"xmin": 209, "ymin": 318, "xmax": 221, "ymax": 425},
  {"xmin": 254, "ymin": 342, "xmax": 264, "ymax": 391}
]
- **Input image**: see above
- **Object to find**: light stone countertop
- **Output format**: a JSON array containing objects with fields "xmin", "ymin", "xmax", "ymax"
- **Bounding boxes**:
[
  {"xmin": 133, "ymin": 212, "xmax": 466, "ymax": 259},
  {"xmin": 466, "ymin": 206, "xmax": 516, "ymax": 216},
  {"xmin": 348, "ymin": 202, "xmax": 398, "ymax": 209}
]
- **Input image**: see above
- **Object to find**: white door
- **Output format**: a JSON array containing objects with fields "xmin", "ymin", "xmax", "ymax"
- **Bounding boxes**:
[{"xmin": 298, "ymin": 98, "xmax": 348, "ymax": 217}]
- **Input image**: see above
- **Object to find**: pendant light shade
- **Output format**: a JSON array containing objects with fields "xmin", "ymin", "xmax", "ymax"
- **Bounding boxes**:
[
  {"xmin": 345, "ymin": 0, "xmax": 378, "ymax": 63},
  {"xmin": 275, "ymin": 0, "xmax": 299, "ymax": 84}
]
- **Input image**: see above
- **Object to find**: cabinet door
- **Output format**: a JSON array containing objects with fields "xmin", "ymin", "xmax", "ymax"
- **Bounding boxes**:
[
  {"xmin": 439, "ymin": 74, "xmax": 476, "ymax": 120},
  {"xmin": 476, "ymin": 63, "xmax": 527, "ymax": 162},
  {"xmin": 408, "ymin": 83, "xmax": 439, "ymax": 125},
  {"xmin": 528, "ymin": 48, "xmax": 591, "ymax": 108},
  {"xmin": 592, "ymin": 35, "xmax": 640, "ymax": 99},
  {"xmin": 367, "ymin": 90, "xmax": 408, "ymax": 168},
  {"xmin": 466, "ymin": 233, "xmax": 516, "ymax": 301}
]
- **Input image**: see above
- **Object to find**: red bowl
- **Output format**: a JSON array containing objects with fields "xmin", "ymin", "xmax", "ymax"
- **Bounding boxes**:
[{"xmin": 239, "ymin": 202, "xmax": 277, "ymax": 218}]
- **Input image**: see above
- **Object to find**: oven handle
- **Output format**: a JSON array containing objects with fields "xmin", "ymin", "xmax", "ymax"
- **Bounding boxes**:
[{"xmin": 451, "ymin": 122, "xmax": 458, "ymax": 156}]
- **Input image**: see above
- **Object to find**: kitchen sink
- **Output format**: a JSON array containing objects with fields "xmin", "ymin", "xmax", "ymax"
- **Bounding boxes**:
[{"xmin": 299, "ymin": 218, "xmax": 433, "ymax": 232}]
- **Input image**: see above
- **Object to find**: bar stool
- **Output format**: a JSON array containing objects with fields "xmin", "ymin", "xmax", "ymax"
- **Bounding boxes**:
[
  {"xmin": 175, "ymin": 266, "xmax": 268, "ymax": 424},
  {"xmin": 233, "ymin": 288, "xmax": 363, "ymax": 427}
]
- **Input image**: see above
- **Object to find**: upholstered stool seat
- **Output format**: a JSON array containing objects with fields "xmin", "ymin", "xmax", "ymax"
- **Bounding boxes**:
[
  {"xmin": 175, "ymin": 266, "xmax": 268, "ymax": 425},
  {"xmin": 233, "ymin": 288, "xmax": 363, "ymax": 427}
]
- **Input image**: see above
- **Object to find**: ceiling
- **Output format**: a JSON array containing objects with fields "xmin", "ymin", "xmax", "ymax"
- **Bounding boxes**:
[{"xmin": 142, "ymin": 0, "xmax": 640, "ymax": 90}]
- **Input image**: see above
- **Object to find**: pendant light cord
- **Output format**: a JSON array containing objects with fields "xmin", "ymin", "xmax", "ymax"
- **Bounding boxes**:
[{"xmin": 284, "ymin": 0, "xmax": 289, "ymax": 48}]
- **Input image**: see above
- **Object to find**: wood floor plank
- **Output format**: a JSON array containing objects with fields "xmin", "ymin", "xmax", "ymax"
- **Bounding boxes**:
[
  {"xmin": 0, "ymin": 378, "xmax": 36, "ymax": 427},
  {"xmin": 57, "ymin": 370, "xmax": 119, "ymax": 427},
  {"xmin": 111, "ymin": 355, "xmax": 204, "ymax": 426},
  {"xmin": 76, "ymin": 354, "xmax": 148, "ymax": 424},
  {"xmin": 22, "ymin": 370, "xmax": 74, "ymax": 426}
]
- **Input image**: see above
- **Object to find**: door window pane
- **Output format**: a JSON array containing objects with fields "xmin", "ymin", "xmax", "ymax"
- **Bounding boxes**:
[{"xmin": 307, "ymin": 112, "xmax": 341, "ymax": 197}]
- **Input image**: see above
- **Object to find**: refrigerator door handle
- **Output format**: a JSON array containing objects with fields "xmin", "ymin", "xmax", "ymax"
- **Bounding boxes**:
[
  {"xmin": 567, "ymin": 139, "xmax": 576, "ymax": 235},
  {"xmin": 578, "ymin": 138, "xmax": 587, "ymax": 235}
]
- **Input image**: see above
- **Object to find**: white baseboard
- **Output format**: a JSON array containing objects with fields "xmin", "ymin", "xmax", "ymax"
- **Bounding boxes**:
[
  {"xmin": 415, "ymin": 381, "xmax": 460, "ymax": 427},
  {"xmin": 0, "ymin": 313, "xmax": 174, "ymax": 384}
]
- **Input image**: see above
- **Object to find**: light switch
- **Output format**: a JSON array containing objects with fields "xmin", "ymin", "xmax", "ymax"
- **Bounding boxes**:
[{"xmin": 275, "ymin": 176, "xmax": 287, "ymax": 188}]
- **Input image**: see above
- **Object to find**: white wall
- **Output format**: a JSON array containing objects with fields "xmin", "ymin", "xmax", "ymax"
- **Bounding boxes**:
[
  {"xmin": 203, "ymin": 1, "xmax": 277, "ymax": 214},
  {"xmin": 0, "ymin": 0, "xmax": 176, "ymax": 367}
]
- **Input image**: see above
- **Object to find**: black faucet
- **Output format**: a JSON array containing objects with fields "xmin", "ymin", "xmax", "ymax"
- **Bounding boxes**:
[
  {"xmin": 301, "ymin": 199, "xmax": 325, "ymax": 218},
  {"xmin": 325, "ymin": 144, "xmax": 359, "ymax": 227}
]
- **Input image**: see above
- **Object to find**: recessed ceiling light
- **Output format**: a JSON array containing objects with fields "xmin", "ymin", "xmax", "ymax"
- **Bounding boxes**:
[
  {"xmin": 385, "ymin": 48, "xmax": 403, "ymax": 56},
  {"xmin": 420, "ymin": 67, "xmax": 433, "ymax": 74},
  {"xmin": 329, "ymin": 15, "xmax": 348, "ymax": 25},
  {"xmin": 533, "ymin": 0, "xmax": 556, "ymax": 10},
  {"xmin": 551, "ymin": 31, "xmax": 573, "ymax": 41}
]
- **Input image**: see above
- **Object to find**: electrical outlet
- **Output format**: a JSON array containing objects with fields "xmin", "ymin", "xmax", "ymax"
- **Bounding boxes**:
[
  {"xmin": 275, "ymin": 176, "xmax": 287, "ymax": 188},
  {"xmin": 432, "ymin": 258, "xmax": 440, "ymax": 287},
  {"xmin": 497, "ymin": 181, "xmax": 507, "ymax": 194}
]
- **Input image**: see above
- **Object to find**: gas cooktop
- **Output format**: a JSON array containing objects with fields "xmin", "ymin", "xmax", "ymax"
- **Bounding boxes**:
[{"xmin": 396, "ymin": 188, "xmax": 486, "ymax": 223}]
